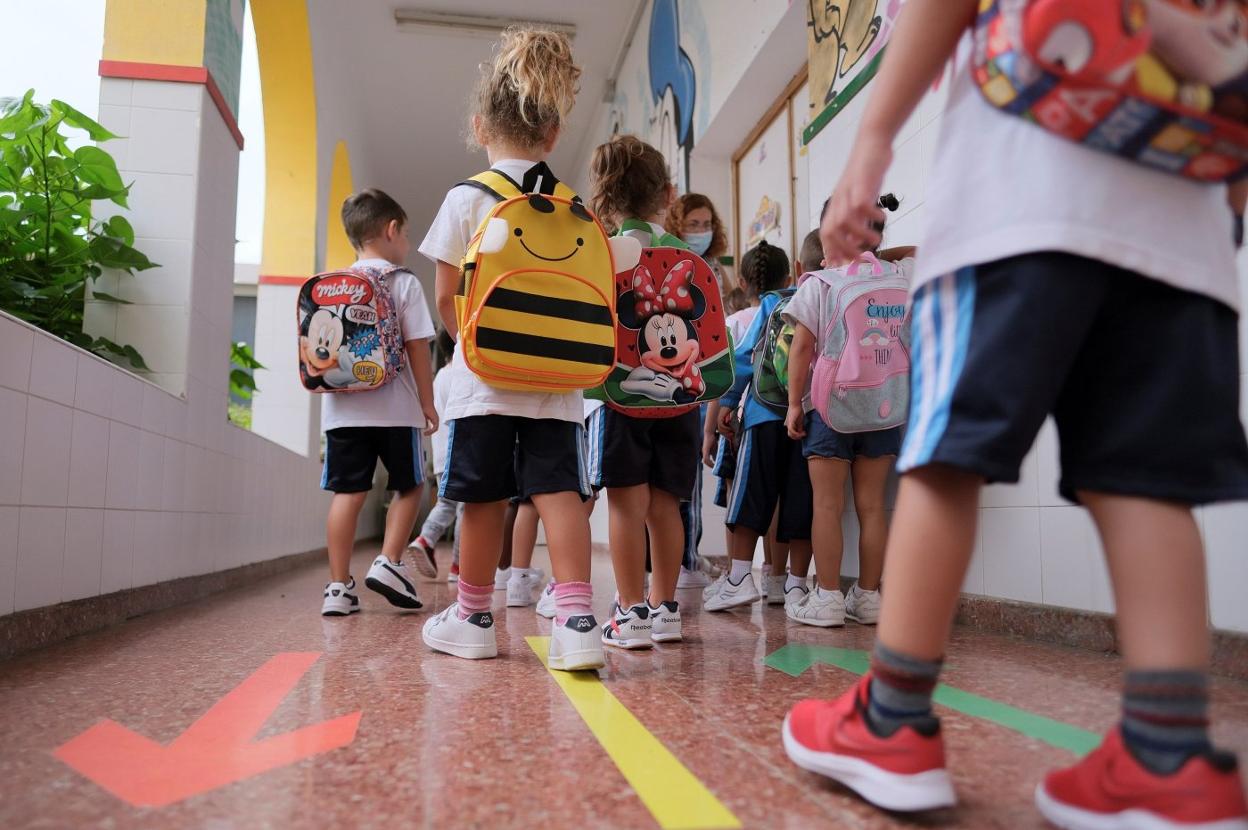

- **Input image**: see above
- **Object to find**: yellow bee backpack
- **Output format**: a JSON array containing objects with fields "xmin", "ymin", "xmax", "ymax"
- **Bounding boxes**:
[{"xmin": 455, "ymin": 164, "xmax": 641, "ymax": 392}]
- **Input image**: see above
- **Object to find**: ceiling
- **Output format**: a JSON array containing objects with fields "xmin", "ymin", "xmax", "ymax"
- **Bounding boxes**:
[{"xmin": 304, "ymin": 0, "xmax": 643, "ymax": 273}]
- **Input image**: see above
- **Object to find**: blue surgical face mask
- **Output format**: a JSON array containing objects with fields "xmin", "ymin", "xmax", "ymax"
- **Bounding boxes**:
[{"xmin": 683, "ymin": 231, "xmax": 713, "ymax": 256}]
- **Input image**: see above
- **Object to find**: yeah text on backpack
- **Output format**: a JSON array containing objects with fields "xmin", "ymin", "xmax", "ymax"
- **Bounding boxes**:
[
  {"xmin": 750, "ymin": 288, "xmax": 798, "ymax": 416},
  {"xmin": 297, "ymin": 264, "xmax": 405, "ymax": 393},
  {"xmin": 809, "ymin": 252, "xmax": 912, "ymax": 433},
  {"xmin": 455, "ymin": 164, "xmax": 641, "ymax": 392}
]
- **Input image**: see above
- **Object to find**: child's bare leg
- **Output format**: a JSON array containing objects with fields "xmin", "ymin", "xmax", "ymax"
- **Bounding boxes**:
[
  {"xmin": 809, "ymin": 458, "xmax": 850, "ymax": 590},
  {"xmin": 498, "ymin": 500, "xmax": 517, "ymax": 571},
  {"xmin": 730, "ymin": 525, "xmax": 761, "ymax": 564},
  {"xmin": 459, "ymin": 500, "xmax": 508, "ymax": 587},
  {"xmin": 766, "ymin": 506, "xmax": 788, "ymax": 576},
  {"xmin": 876, "ymin": 466, "xmax": 982, "ymax": 660},
  {"xmin": 787, "ymin": 539, "xmax": 813, "ymax": 579},
  {"xmin": 608, "ymin": 484, "xmax": 650, "ymax": 608},
  {"xmin": 646, "ymin": 489, "xmax": 684, "ymax": 605},
  {"xmin": 511, "ymin": 501, "xmax": 540, "ymax": 571},
  {"xmin": 851, "ymin": 457, "xmax": 894, "ymax": 591},
  {"xmin": 381, "ymin": 486, "xmax": 422, "ymax": 563},
  {"xmin": 327, "ymin": 492, "xmax": 368, "ymax": 583},
  {"xmin": 1082, "ymin": 493, "xmax": 1209, "ymax": 670},
  {"xmin": 532, "ymin": 491, "xmax": 593, "ymax": 584}
]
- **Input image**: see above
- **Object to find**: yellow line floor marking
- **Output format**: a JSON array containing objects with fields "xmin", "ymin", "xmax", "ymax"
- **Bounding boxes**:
[{"xmin": 525, "ymin": 636, "xmax": 741, "ymax": 830}]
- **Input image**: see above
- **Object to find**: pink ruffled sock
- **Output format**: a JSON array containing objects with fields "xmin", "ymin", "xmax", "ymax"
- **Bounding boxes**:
[
  {"xmin": 456, "ymin": 579, "xmax": 493, "ymax": 620},
  {"xmin": 553, "ymin": 581, "xmax": 593, "ymax": 626}
]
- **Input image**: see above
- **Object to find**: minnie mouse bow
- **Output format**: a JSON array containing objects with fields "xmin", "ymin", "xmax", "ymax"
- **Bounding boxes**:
[{"xmin": 632, "ymin": 260, "xmax": 697, "ymax": 319}]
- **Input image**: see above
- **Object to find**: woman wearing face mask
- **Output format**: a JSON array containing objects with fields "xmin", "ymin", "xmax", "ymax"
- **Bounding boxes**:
[{"xmin": 666, "ymin": 193, "xmax": 729, "ymax": 289}]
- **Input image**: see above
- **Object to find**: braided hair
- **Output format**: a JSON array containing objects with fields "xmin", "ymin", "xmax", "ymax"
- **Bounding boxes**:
[{"xmin": 739, "ymin": 240, "xmax": 790, "ymax": 300}]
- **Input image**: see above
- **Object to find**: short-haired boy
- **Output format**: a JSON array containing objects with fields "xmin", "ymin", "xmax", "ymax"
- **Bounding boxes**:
[{"xmin": 320, "ymin": 188, "xmax": 439, "ymax": 616}]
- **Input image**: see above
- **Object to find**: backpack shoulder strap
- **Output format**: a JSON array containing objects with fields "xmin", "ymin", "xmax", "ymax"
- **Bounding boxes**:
[
  {"xmin": 617, "ymin": 218, "xmax": 687, "ymax": 249},
  {"xmin": 456, "ymin": 169, "xmax": 524, "ymax": 203},
  {"xmin": 456, "ymin": 161, "xmax": 581, "ymax": 203}
]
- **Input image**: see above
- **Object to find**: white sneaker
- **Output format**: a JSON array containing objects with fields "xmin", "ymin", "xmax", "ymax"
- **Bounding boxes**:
[
  {"xmin": 548, "ymin": 614, "xmax": 605, "ymax": 671},
  {"xmin": 650, "ymin": 601, "xmax": 682, "ymax": 642},
  {"xmin": 422, "ymin": 603, "xmax": 498, "ymax": 659},
  {"xmin": 786, "ymin": 586, "xmax": 846, "ymax": 628},
  {"xmin": 783, "ymin": 581, "xmax": 811, "ymax": 611},
  {"xmin": 405, "ymin": 536, "xmax": 438, "ymax": 579},
  {"xmin": 364, "ymin": 556, "xmax": 422, "ymax": 610},
  {"xmin": 600, "ymin": 603, "xmax": 653, "ymax": 649},
  {"xmin": 506, "ymin": 568, "xmax": 545, "ymax": 607},
  {"xmin": 321, "ymin": 578, "xmax": 360, "ymax": 616},
  {"xmin": 494, "ymin": 567, "xmax": 511, "ymax": 590},
  {"xmin": 536, "ymin": 581, "xmax": 557, "ymax": 619},
  {"xmin": 676, "ymin": 566, "xmax": 711, "ymax": 589},
  {"xmin": 702, "ymin": 572, "xmax": 761, "ymax": 611},
  {"xmin": 846, "ymin": 583, "xmax": 882, "ymax": 625}
]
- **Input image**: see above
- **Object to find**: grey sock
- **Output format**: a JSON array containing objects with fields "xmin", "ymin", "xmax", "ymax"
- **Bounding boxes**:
[
  {"xmin": 1122, "ymin": 670, "xmax": 1210, "ymax": 774},
  {"xmin": 866, "ymin": 642, "xmax": 943, "ymax": 737}
]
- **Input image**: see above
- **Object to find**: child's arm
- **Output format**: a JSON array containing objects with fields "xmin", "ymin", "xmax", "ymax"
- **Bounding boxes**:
[
  {"xmin": 434, "ymin": 261, "xmax": 460, "ymax": 341},
  {"xmin": 786, "ymin": 323, "xmax": 815, "ymax": 440},
  {"xmin": 703, "ymin": 400, "xmax": 721, "ymax": 467},
  {"xmin": 406, "ymin": 337, "xmax": 438, "ymax": 435},
  {"xmin": 876, "ymin": 245, "xmax": 917, "ymax": 262},
  {"xmin": 821, "ymin": 0, "xmax": 978, "ymax": 265}
]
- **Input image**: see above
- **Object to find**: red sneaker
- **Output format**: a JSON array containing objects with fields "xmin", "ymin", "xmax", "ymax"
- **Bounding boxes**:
[
  {"xmin": 782, "ymin": 673, "xmax": 955, "ymax": 812},
  {"xmin": 1036, "ymin": 727, "xmax": 1248, "ymax": 830},
  {"xmin": 447, "ymin": 561, "xmax": 460, "ymax": 583}
]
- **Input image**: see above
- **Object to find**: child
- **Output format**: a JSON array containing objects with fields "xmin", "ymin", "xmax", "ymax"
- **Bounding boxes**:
[
  {"xmin": 417, "ymin": 27, "xmax": 604, "ymax": 671},
  {"xmin": 783, "ymin": 1, "xmax": 1248, "ymax": 825},
  {"xmin": 588, "ymin": 134, "xmax": 699, "ymax": 648},
  {"xmin": 783, "ymin": 225, "xmax": 915, "ymax": 628},
  {"xmin": 410, "ymin": 330, "xmax": 458, "ymax": 580},
  {"xmin": 320, "ymin": 189, "xmax": 438, "ymax": 616},
  {"xmin": 704, "ymin": 241, "xmax": 814, "ymax": 612},
  {"xmin": 504, "ymin": 499, "xmax": 546, "ymax": 607}
]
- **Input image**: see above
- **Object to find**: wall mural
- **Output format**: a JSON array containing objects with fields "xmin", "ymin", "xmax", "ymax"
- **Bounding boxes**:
[
  {"xmin": 647, "ymin": 0, "xmax": 698, "ymax": 192},
  {"xmin": 805, "ymin": 0, "xmax": 902, "ymax": 144}
]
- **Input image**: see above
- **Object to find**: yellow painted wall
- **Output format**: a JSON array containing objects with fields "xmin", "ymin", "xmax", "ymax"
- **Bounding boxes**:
[
  {"xmin": 325, "ymin": 141, "xmax": 355, "ymax": 270},
  {"xmin": 103, "ymin": 0, "xmax": 207, "ymax": 66}
]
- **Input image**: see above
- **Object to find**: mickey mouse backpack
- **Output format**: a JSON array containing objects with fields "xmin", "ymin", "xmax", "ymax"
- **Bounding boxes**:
[
  {"xmin": 455, "ymin": 162, "xmax": 641, "ymax": 392},
  {"xmin": 297, "ymin": 264, "xmax": 405, "ymax": 393},
  {"xmin": 590, "ymin": 220, "xmax": 734, "ymax": 418},
  {"xmin": 808, "ymin": 252, "xmax": 912, "ymax": 433},
  {"xmin": 974, "ymin": 0, "xmax": 1248, "ymax": 181},
  {"xmin": 749, "ymin": 288, "xmax": 798, "ymax": 416}
]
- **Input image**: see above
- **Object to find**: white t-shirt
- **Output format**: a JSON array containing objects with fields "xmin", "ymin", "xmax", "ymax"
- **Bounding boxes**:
[
  {"xmin": 916, "ymin": 37, "xmax": 1239, "ymax": 311},
  {"xmin": 321, "ymin": 258, "xmax": 436, "ymax": 431},
  {"xmin": 429, "ymin": 368, "xmax": 452, "ymax": 474},
  {"xmin": 726, "ymin": 306, "xmax": 760, "ymax": 346},
  {"xmin": 418, "ymin": 158, "xmax": 585, "ymax": 424}
]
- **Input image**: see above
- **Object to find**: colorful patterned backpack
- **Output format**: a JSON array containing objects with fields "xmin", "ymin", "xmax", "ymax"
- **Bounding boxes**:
[
  {"xmin": 973, "ymin": 0, "xmax": 1248, "ymax": 181},
  {"xmin": 455, "ymin": 163, "xmax": 641, "ymax": 392},
  {"xmin": 297, "ymin": 264, "xmax": 405, "ymax": 393},
  {"xmin": 750, "ymin": 288, "xmax": 797, "ymax": 416},
  {"xmin": 809, "ymin": 253, "xmax": 912, "ymax": 433},
  {"xmin": 590, "ymin": 220, "xmax": 734, "ymax": 418}
]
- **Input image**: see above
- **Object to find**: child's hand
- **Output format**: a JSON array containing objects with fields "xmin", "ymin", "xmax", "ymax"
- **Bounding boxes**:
[
  {"xmin": 821, "ymin": 139, "xmax": 893, "ymax": 266},
  {"xmin": 422, "ymin": 403, "xmax": 439, "ymax": 436},
  {"xmin": 785, "ymin": 404, "xmax": 807, "ymax": 441},
  {"xmin": 702, "ymin": 430, "xmax": 718, "ymax": 468},
  {"xmin": 717, "ymin": 406, "xmax": 736, "ymax": 438}
]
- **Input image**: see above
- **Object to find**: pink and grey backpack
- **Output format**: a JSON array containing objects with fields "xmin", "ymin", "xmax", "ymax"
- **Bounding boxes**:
[
  {"xmin": 297, "ymin": 264, "xmax": 406, "ymax": 393},
  {"xmin": 809, "ymin": 253, "xmax": 912, "ymax": 433}
]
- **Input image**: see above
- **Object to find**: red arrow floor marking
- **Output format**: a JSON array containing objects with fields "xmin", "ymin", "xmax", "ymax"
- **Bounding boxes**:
[{"xmin": 54, "ymin": 652, "xmax": 361, "ymax": 807}]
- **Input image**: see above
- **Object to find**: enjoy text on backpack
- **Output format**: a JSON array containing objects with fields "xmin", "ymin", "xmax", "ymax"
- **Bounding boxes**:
[
  {"xmin": 750, "ymin": 288, "xmax": 797, "ymax": 416},
  {"xmin": 298, "ymin": 264, "xmax": 405, "ymax": 393},
  {"xmin": 809, "ymin": 253, "xmax": 912, "ymax": 433},
  {"xmin": 455, "ymin": 164, "xmax": 641, "ymax": 392},
  {"xmin": 590, "ymin": 220, "xmax": 735, "ymax": 418},
  {"xmin": 974, "ymin": 0, "xmax": 1248, "ymax": 181}
]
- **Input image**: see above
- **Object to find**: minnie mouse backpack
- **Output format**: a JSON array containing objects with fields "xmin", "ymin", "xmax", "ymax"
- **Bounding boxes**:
[
  {"xmin": 809, "ymin": 252, "xmax": 912, "ymax": 433},
  {"xmin": 974, "ymin": 0, "xmax": 1248, "ymax": 181},
  {"xmin": 589, "ymin": 220, "xmax": 735, "ymax": 418},
  {"xmin": 297, "ymin": 264, "xmax": 406, "ymax": 393}
]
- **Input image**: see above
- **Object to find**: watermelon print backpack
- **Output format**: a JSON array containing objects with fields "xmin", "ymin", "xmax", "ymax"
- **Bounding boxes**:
[
  {"xmin": 592, "ymin": 220, "xmax": 734, "ymax": 418},
  {"xmin": 973, "ymin": 0, "xmax": 1248, "ymax": 181},
  {"xmin": 297, "ymin": 264, "xmax": 405, "ymax": 393},
  {"xmin": 809, "ymin": 252, "xmax": 912, "ymax": 433},
  {"xmin": 749, "ymin": 288, "xmax": 797, "ymax": 416}
]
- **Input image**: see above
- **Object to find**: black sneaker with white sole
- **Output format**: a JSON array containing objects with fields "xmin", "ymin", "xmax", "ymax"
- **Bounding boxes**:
[
  {"xmin": 364, "ymin": 555, "xmax": 422, "ymax": 610},
  {"xmin": 322, "ymin": 578, "xmax": 360, "ymax": 616}
]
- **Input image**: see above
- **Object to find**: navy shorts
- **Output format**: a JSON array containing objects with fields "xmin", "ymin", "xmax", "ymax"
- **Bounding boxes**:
[
  {"xmin": 899, "ymin": 252, "xmax": 1248, "ymax": 504},
  {"xmin": 322, "ymin": 427, "xmax": 426, "ymax": 493},
  {"xmin": 588, "ymin": 407, "xmax": 701, "ymax": 499},
  {"xmin": 803, "ymin": 411, "xmax": 902, "ymax": 461},
  {"xmin": 725, "ymin": 420, "xmax": 813, "ymax": 541},
  {"xmin": 439, "ymin": 415, "xmax": 589, "ymax": 503}
]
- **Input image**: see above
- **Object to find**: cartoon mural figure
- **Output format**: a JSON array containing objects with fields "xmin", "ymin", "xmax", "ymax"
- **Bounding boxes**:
[
  {"xmin": 619, "ymin": 259, "xmax": 707, "ymax": 404},
  {"xmin": 808, "ymin": 0, "xmax": 884, "ymax": 108},
  {"xmin": 648, "ymin": 0, "xmax": 697, "ymax": 192}
]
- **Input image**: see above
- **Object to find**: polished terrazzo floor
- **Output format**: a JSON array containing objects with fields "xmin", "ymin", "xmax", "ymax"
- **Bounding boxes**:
[{"xmin": 1, "ymin": 542, "xmax": 1245, "ymax": 829}]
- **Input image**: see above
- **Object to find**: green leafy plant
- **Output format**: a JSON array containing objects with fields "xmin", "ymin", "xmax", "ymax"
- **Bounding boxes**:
[
  {"xmin": 0, "ymin": 90, "xmax": 156, "ymax": 369},
  {"xmin": 230, "ymin": 340, "xmax": 263, "ymax": 400},
  {"xmin": 227, "ymin": 402, "xmax": 252, "ymax": 430}
]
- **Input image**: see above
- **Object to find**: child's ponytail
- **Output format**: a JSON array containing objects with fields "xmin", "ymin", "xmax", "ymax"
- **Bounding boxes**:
[
  {"xmin": 589, "ymin": 135, "xmax": 671, "ymax": 234},
  {"xmin": 471, "ymin": 27, "xmax": 581, "ymax": 149},
  {"xmin": 739, "ymin": 240, "xmax": 790, "ymax": 299}
]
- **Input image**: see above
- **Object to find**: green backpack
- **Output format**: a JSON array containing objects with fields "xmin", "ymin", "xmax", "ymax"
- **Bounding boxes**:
[{"xmin": 750, "ymin": 288, "xmax": 796, "ymax": 415}]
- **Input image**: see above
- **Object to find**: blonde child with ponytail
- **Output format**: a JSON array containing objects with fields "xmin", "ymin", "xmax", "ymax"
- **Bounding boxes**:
[{"xmin": 417, "ymin": 28, "xmax": 603, "ymax": 671}]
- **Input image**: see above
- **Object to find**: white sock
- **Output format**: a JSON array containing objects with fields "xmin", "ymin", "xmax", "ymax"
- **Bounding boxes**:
[
  {"xmin": 785, "ymin": 574, "xmax": 807, "ymax": 592},
  {"xmin": 729, "ymin": 559, "xmax": 752, "ymax": 583},
  {"xmin": 816, "ymin": 585, "xmax": 841, "ymax": 599},
  {"xmin": 496, "ymin": 567, "xmax": 511, "ymax": 580}
]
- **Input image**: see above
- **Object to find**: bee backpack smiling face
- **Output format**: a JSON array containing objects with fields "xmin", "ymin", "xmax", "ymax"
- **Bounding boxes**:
[{"xmin": 477, "ymin": 194, "xmax": 640, "ymax": 276}]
